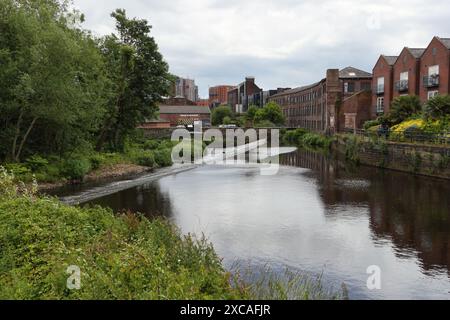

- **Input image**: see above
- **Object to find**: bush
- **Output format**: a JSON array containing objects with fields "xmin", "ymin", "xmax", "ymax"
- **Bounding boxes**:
[
  {"xmin": 25, "ymin": 155, "xmax": 49, "ymax": 171},
  {"xmin": 363, "ymin": 119, "xmax": 380, "ymax": 131},
  {"xmin": 424, "ymin": 95, "xmax": 450, "ymax": 119},
  {"xmin": 387, "ymin": 96, "xmax": 422, "ymax": 125},
  {"xmin": 143, "ymin": 139, "xmax": 160, "ymax": 150},
  {"xmin": 61, "ymin": 157, "xmax": 91, "ymax": 180},
  {"xmin": 154, "ymin": 149, "xmax": 173, "ymax": 167},
  {"xmin": 89, "ymin": 154, "xmax": 106, "ymax": 170},
  {"xmin": 133, "ymin": 150, "xmax": 156, "ymax": 167}
]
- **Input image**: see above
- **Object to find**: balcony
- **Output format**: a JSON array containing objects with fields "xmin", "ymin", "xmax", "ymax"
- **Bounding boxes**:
[
  {"xmin": 395, "ymin": 80, "xmax": 409, "ymax": 92},
  {"xmin": 374, "ymin": 84, "xmax": 385, "ymax": 95},
  {"xmin": 423, "ymin": 74, "xmax": 440, "ymax": 88}
]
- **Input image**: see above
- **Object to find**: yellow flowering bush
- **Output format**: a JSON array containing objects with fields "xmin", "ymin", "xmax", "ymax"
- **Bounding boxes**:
[{"xmin": 391, "ymin": 119, "xmax": 425, "ymax": 133}]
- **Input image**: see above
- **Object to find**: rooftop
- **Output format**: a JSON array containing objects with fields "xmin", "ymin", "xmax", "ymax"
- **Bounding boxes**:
[
  {"xmin": 437, "ymin": 37, "xmax": 450, "ymax": 49},
  {"xmin": 159, "ymin": 105, "xmax": 211, "ymax": 114},
  {"xmin": 339, "ymin": 66, "xmax": 372, "ymax": 79},
  {"xmin": 406, "ymin": 48, "xmax": 426, "ymax": 59},
  {"xmin": 382, "ymin": 55, "xmax": 399, "ymax": 66}
]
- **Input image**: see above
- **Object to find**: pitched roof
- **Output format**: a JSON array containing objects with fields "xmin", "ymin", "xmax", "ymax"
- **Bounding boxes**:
[
  {"xmin": 269, "ymin": 80, "xmax": 324, "ymax": 97},
  {"xmin": 159, "ymin": 105, "xmax": 211, "ymax": 114},
  {"xmin": 437, "ymin": 37, "xmax": 450, "ymax": 49},
  {"xmin": 406, "ymin": 48, "xmax": 426, "ymax": 58},
  {"xmin": 381, "ymin": 55, "xmax": 398, "ymax": 66},
  {"xmin": 339, "ymin": 66, "xmax": 372, "ymax": 78}
]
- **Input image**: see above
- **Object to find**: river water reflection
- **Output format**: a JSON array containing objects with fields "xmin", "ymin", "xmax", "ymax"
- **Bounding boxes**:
[{"xmin": 86, "ymin": 149, "xmax": 450, "ymax": 299}]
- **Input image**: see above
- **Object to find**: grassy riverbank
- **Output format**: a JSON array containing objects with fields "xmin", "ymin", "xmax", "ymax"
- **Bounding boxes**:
[
  {"xmin": 0, "ymin": 168, "xmax": 342, "ymax": 300},
  {"xmin": 2, "ymin": 137, "xmax": 175, "ymax": 190},
  {"xmin": 282, "ymin": 129, "xmax": 333, "ymax": 150}
]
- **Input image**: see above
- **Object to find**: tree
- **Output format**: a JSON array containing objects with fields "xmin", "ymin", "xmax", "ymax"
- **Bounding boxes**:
[
  {"xmin": 96, "ymin": 9, "xmax": 171, "ymax": 151},
  {"xmin": 387, "ymin": 96, "xmax": 422, "ymax": 125},
  {"xmin": 424, "ymin": 95, "xmax": 450, "ymax": 120},
  {"xmin": 254, "ymin": 102, "xmax": 285, "ymax": 127},
  {"xmin": 0, "ymin": 0, "xmax": 108, "ymax": 161},
  {"xmin": 245, "ymin": 105, "xmax": 259, "ymax": 126},
  {"xmin": 211, "ymin": 106, "xmax": 233, "ymax": 126}
]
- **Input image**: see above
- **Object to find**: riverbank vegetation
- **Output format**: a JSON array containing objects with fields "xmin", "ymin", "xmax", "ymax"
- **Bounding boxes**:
[
  {"xmin": 363, "ymin": 95, "xmax": 450, "ymax": 143},
  {"xmin": 282, "ymin": 129, "xmax": 333, "ymax": 150},
  {"xmin": 0, "ymin": 168, "xmax": 342, "ymax": 300},
  {"xmin": 211, "ymin": 102, "xmax": 285, "ymax": 128},
  {"xmin": 0, "ymin": 0, "xmax": 173, "ymax": 183}
]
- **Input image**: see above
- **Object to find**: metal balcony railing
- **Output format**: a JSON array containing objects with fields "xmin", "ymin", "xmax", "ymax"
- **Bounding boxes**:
[
  {"xmin": 374, "ymin": 84, "xmax": 385, "ymax": 95},
  {"xmin": 395, "ymin": 80, "xmax": 409, "ymax": 92},
  {"xmin": 423, "ymin": 75, "xmax": 440, "ymax": 88}
]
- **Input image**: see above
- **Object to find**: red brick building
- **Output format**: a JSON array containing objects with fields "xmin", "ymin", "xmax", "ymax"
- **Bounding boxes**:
[
  {"xmin": 209, "ymin": 85, "xmax": 234, "ymax": 108},
  {"xmin": 162, "ymin": 96, "xmax": 196, "ymax": 106},
  {"xmin": 372, "ymin": 55, "xmax": 397, "ymax": 117},
  {"xmin": 268, "ymin": 67, "xmax": 372, "ymax": 133},
  {"xmin": 419, "ymin": 36, "xmax": 450, "ymax": 102},
  {"xmin": 393, "ymin": 48, "xmax": 425, "ymax": 99},
  {"xmin": 339, "ymin": 91, "xmax": 372, "ymax": 131},
  {"xmin": 196, "ymin": 99, "xmax": 210, "ymax": 107},
  {"xmin": 158, "ymin": 105, "xmax": 211, "ymax": 127},
  {"xmin": 227, "ymin": 77, "xmax": 262, "ymax": 114}
]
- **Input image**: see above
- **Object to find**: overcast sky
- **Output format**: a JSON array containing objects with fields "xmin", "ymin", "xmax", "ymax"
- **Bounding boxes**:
[{"xmin": 74, "ymin": 0, "xmax": 450, "ymax": 98}]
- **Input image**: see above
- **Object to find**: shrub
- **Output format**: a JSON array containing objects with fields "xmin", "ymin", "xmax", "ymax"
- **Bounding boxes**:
[
  {"xmin": 424, "ymin": 95, "xmax": 450, "ymax": 119},
  {"xmin": 363, "ymin": 119, "xmax": 380, "ymax": 131},
  {"xmin": 4, "ymin": 163, "xmax": 31, "ymax": 177},
  {"xmin": 89, "ymin": 154, "xmax": 106, "ymax": 170},
  {"xmin": 143, "ymin": 139, "xmax": 160, "ymax": 150},
  {"xmin": 387, "ymin": 96, "xmax": 422, "ymax": 125},
  {"xmin": 61, "ymin": 157, "xmax": 91, "ymax": 180},
  {"xmin": 25, "ymin": 155, "xmax": 49, "ymax": 171},
  {"xmin": 133, "ymin": 150, "xmax": 156, "ymax": 167},
  {"xmin": 154, "ymin": 149, "xmax": 173, "ymax": 167}
]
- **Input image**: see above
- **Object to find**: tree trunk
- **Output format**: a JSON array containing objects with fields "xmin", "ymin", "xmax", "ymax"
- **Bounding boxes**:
[
  {"xmin": 15, "ymin": 117, "xmax": 38, "ymax": 162},
  {"xmin": 11, "ymin": 109, "xmax": 24, "ymax": 161}
]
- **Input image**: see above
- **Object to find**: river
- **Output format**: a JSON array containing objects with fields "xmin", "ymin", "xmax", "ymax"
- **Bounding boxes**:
[{"xmin": 61, "ymin": 148, "xmax": 450, "ymax": 300}]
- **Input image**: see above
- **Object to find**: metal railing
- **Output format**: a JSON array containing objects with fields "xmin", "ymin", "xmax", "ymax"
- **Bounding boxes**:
[
  {"xmin": 423, "ymin": 75, "xmax": 440, "ymax": 88},
  {"xmin": 374, "ymin": 84, "xmax": 385, "ymax": 95},
  {"xmin": 340, "ymin": 128, "xmax": 450, "ymax": 146},
  {"xmin": 395, "ymin": 80, "xmax": 409, "ymax": 92}
]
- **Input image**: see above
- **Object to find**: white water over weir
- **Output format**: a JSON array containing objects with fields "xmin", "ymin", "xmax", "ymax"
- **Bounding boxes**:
[{"xmin": 60, "ymin": 139, "xmax": 296, "ymax": 205}]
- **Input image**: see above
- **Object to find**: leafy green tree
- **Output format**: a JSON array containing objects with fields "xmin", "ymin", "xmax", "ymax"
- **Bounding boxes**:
[
  {"xmin": 387, "ymin": 96, "xmax": 422, "ymax": 125},
  {"xmin": 211, "ymin": 106, "xmax": 233, "ymax": 126},
  {"xmin": 254, "ymin": 102, "xmax": 285, "ymax": 127},
  {"xmin": 96, "ymin": 9, "xmax": 171, "ymax": 151},
  {"xmin": 0, "ymin": 0, "xmax": 108, "ymax": 161},
  {"xmin": 423, "ymin": 95, "xmax": 450, "ymax": 120}
]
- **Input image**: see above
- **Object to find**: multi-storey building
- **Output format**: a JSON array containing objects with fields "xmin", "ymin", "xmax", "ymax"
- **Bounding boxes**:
[
  {"xmin": 372, "ymin": 55, "xmax": 397, "ymax": 117},
  {"xmin": 268, "ymin": 67, "xmax": 372, "ymax": 133},
  {"xmin": 419, "ymin": 36, "xmax": 450, "ymax": 102},
  {"xmin": 227, "ymin": 77, "xmax": 262, "ymax": 113},
  {"xmin": 175, "ymin": 77, "xmax": 198, "ymax": 102},
  {"xmin": 393, "ymin": 48, "xmax": 425, "ymax": 100},
  {"xmin": 209, "ymin": 85, "xmax": 234, "ymax": 109}
]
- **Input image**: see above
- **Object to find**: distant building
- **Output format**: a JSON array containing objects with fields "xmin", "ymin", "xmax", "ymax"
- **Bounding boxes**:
[
  {"xmin": 227, "ymin": 77, "xmax": 263, "ymax": 113},
  {"xmin": 268, "ymin": 67, "xmax": 372, "ymax": 132},
  {"xmin": 393, "ymin": 48, "xmax": 425, "ymax": 100},
  {"xmin": 175, "ymin": 77, "xmax": 198, "ymax": 102},
  {"xmin": 161, "ymin": 96, "xmax": 196, "ymax": 106},
  {"xmin": 158, "ymin": 105, "xmax": 211, "ymax": 127},
  {"xmin": 196, "ymin": 99, "xmax": 210, "ymax": 107},
  {"xmin": 209, "ymin": 85, "xmax": 234, "ymax": 108},
  {"xmin": 138, "ymin": 119, "xmax": 171, "ymax": 129}
]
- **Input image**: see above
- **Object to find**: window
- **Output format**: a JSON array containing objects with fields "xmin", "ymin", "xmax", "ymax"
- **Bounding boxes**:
[
  {"xmin": 429, "ymin": 65, "xmax": 439, "ymax": 76},
  {"xmin": 344, "ymin": 82, "xmax": 355, "ymax": 93},
  {"xmin": 377, "ymin": 77, "xmax": 385, "ymax": 93},
  {"xmin": 376, "ymin": 97, "xmax": 385, "ymax": 113},
  {"xmin": 400, "ymin": 72, "xmax": 408, "ymax": 81},
  {"xmin": 428, "ymin": 91, "xmax": 439, "ymax": 100}
]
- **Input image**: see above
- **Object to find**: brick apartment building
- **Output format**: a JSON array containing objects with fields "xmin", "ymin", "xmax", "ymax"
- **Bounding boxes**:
[
  {"xmin": 269, "ymin": 67, "xmax": 372, "ymax": 133},
  {"xmin": 372, "ymin": 36, "xmax": 450, "ymax": 117},
  {"xmin": 393, "ymin": 48, "xmax": 425, "ymax": 100},
  {"xmin": 209, "ymin": 85, "xmax": 234, "ymax": 108},
  {"xmin": 419, "ymin": 36, "xmax": 450, "ymax": 102},
  {"xmin": 196, "ymin": 99, "xmax": 210, "ymax": 107},
  {"xmin": 372, "ymin": 55, "xmax": 397, "ymax": 117},
  {"xmin": 227, "ymin": 77, "xmax": 263, "ymax": 113}
]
